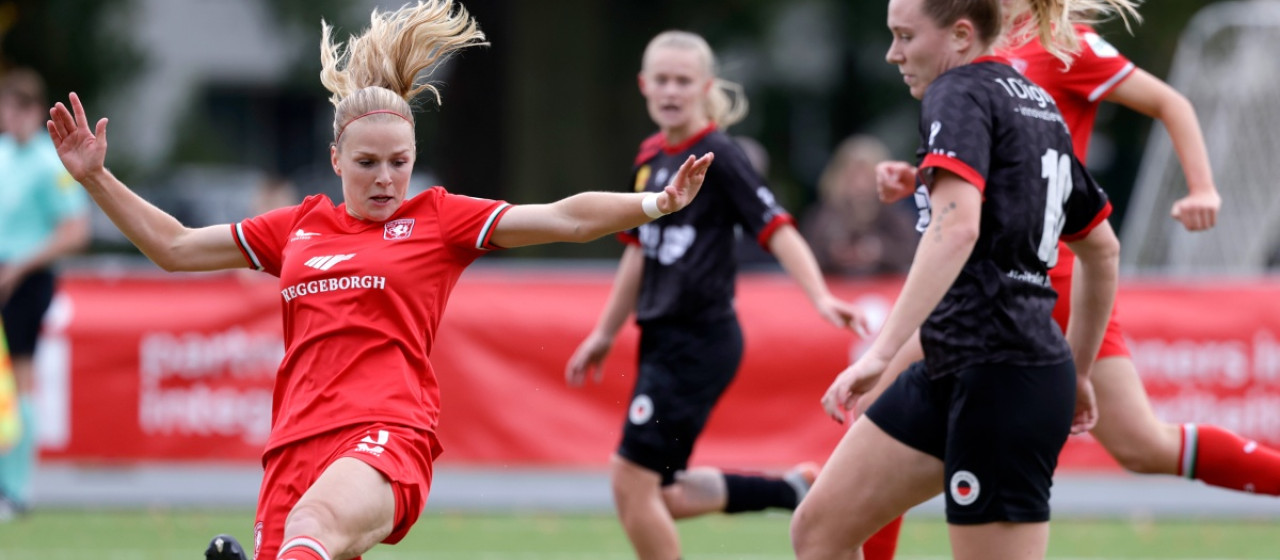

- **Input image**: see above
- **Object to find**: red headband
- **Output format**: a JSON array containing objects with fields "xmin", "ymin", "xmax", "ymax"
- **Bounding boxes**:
[{"xmin": 335, "ymin": 109, "xmax": 413, "ymax": 143}]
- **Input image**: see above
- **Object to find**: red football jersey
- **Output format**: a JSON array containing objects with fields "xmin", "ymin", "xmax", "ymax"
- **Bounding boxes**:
[
  {"xmin": 1002, "ymin": 24, "xmax": 1135, "ymax": 162},
  {"xmin": 232, "ymin": 188, "xmax": 512, "ymax": 454}
]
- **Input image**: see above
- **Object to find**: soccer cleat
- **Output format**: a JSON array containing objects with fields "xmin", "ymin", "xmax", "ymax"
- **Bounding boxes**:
[
  {"xmin": 205, "ymin": 533, "xmax": 249, "ymax": 560},
  {"xmin": 783, "ymin": 461, "xmax": 821, "ymax": 507}
]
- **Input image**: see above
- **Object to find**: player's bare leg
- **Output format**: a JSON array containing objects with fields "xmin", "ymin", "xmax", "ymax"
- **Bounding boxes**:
[
  {"xmin": 845, "ymin": 333, "xmax": 924, "ymax": 560},
  {"xmin": 612, "ymin": 454, "xmax": 682, "ymax": 560},
  {"xmin": 0, "ymin": 357, "xmax": 36, "ymax": 517},
  {"xmin": 950, "ymin": 521, "xmax": 1049, "ymax": 560},
  {"xmin": 278, "ymin": 457, "xmax": 395, "ymax": 560},
  {"xmin": 662, "ymin": 466, "xmax": 726, "ymax": 518},
  {"xmin": 1090, "ymin": 356, "xmax": 1280, "ymax": 494},
  {"xmin": 791, "ymin": 416, "xmax": 942, "ymax": 560},
  {"xmin": 1088, "ymin": 357, "xmax": 1181, "ymax": 474},
  {"xmin": 663, "ymin": 464, "xmax": 816, "ymax": 519}
]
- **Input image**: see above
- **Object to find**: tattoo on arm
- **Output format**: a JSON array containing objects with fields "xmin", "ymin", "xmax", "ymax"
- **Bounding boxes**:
[{"xmin": 931, "ymin": 201, "xmax": 957, "ymax": 242}]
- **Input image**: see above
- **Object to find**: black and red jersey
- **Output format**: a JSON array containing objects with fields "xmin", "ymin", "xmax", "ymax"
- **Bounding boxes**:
[
  {"xmin": 912, "ymin": 57, "xmax": 1112, "ymax": 378},
  {"xmin": 619, "ymin": 124, "xmax": 793, "ymax": 324},
  {"xmin": 1002, "ymin": 24, "xmax": 1136, "ymax": 282}
]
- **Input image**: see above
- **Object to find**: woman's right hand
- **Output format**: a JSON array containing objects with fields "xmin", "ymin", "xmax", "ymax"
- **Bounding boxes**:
[
  {"xmin": 820, "ymin": 353, "xmax": 890, "ymax": 424},
  {"xmin": 47, "ymin": 92, "xmax": 108, "ymax": 182},
  {"xmin": 875, "ymin": 160, "xmax": 917, "ymax": 204},
  {"xmin": 1071, "ymin": 374, "xmax": 1099, "ymax": 435},
  {"xmin": 565, "ymin": 332, "xmax": 613, "ymax": 387}
]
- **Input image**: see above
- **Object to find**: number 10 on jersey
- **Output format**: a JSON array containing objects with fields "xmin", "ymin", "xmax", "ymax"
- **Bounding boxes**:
[{"xmin": 1038, "ymin": 149, "xmax": 1073, "ymax": 268}]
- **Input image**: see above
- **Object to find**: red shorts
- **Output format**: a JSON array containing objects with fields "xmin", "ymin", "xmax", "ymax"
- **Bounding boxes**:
[
  {"xmin": 253, "ymin": 423, "xmax": 442, "ymax": 559},
  {"xmin": 1049, "ymin": 254, "xmax": 1129, "ymax": 360}
]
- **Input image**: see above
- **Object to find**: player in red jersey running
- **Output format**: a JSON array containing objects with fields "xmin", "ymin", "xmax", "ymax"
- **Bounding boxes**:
[
  {"xmin": 877, "ymin": 1, "xmax": 1279, "ymax": 499},
  {"xmin": 46, "ymin": 2, "xmax": 714, "ymax": 559}
]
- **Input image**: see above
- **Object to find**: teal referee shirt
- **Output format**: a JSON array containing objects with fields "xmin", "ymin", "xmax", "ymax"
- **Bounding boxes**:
[{"xmin": 0, "ymin": 131, "xmax": 87, "ymax": 264}]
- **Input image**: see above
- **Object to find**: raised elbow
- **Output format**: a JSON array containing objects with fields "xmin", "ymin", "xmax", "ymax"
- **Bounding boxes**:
[
  {"xmin": 951, "ymin": 222, "xmax": 981, "ymax": 249},
  {"xmin": 1154, "ymin": 89, "xmax": 1195, "ymax": 123},
  {"xmin": 562, "ymin": 223, "xmax": 601, "ymax": 244},
  {"xmin": 149, "ymin": 238, "xmax": 194, "ymax": 273},
  {"xmin": 150, "ymin": 253, "xmax": 184, "ymax": 273}
]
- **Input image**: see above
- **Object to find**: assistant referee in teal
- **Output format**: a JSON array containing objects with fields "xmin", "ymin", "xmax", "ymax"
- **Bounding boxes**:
[{"xmin": 0, "ymin": 67, "xmax": 89, "ymax": 519}]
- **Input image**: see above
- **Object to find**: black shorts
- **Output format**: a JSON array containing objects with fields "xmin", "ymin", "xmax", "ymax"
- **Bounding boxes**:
[
  {"xmin": 865, "ymin": 359, "xmax": 1076, "ymax": 524},
  {"xmin": 617, "ymin": 317, "xmax": 743, "ymax": 485},
  {"xmin": 1, "ymin": 268, "xmax": 55, "ymax": 358}
]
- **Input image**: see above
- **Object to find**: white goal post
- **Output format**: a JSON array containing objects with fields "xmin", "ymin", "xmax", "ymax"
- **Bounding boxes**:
[{"xmin": 1120, "ymin": 0, "xmax": 1280, "ymax": 276}]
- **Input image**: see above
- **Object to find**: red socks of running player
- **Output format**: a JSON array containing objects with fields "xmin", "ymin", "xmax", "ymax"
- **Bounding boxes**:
[
  {"xmin": 277, "ymin": 537, "xmax": 331, "ymax": 560},
  {"xmin": 862, "ymin": 515, "xmax": 903, "ymax": 560},
  {"xmin": 1182, "ymin": 423, "xmax": 1280, "ymax": 495}
]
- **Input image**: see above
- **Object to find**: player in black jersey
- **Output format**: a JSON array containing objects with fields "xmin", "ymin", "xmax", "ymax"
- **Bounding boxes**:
[
  {"xmin": 791, "ymin": 1, "xmax": 1124, "ymax": 559},
  {"xmin": 565, "ymin": 30, "xmax": 869, "ymax": 560}
]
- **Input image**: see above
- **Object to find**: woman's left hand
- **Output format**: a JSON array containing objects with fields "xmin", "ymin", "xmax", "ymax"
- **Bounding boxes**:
[
  {"xmin": 656, "ymin": 152, "xmax": 715, "ymax": 213},
  {"xmin": 1170, "ymin": 191, "xmax": 1220, "ymax": 232}
]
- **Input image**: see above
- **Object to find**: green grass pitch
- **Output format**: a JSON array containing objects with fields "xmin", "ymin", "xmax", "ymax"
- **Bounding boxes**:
[{"xmin": 0, "ymin": 510, "xmax": 1275, "ymax": 559}]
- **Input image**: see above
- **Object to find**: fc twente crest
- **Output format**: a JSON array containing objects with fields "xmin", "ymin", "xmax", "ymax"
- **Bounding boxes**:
[{"xmin": 384, "ymin": 218, "xmax": 415, "ymax": 241}]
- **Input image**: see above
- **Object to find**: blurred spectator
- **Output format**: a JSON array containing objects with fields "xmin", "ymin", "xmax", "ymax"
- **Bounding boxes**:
[
  {"xmin": 801, "ymin": 135, "xmax": 917, "ymax": 277},
  {"xmin": 0, "ymin": 67, "xmax": 90, "ymax": 520}
]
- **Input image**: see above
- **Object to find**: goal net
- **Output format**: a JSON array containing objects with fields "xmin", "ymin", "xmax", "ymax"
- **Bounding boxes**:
[{"xmin": 1120, "ymin": 1, "xmax": 1280, "ymax": 276}]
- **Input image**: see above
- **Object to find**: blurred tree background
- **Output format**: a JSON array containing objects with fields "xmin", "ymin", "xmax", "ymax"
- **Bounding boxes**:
[
  {"xmin": 0, "ymin": 0, "xmax": 144, "ymax": 108},
  {"xmin": 0, "ymin": 0, "xmax": 1237, "ymax": 260}
]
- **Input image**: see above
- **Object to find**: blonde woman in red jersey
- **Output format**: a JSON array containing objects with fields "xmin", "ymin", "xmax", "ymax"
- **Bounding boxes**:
[
  {"xmin": 46, "ymin": 2, "xmax": 713, "ymax": 560},
  {"xmin": 880, "ymin": 1, "xmax": 1276, "ymax": 498}
]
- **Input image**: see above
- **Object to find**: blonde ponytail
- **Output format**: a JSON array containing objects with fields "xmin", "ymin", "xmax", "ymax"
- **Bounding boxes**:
[
  {"xmin": 1009, "ymin": 0, "xmax": 1142, "ymax": 66},
  {"xmin": 707, "ymin": 78, "xmax": 749, "ymax": 130},
  {"xmin": 319, "ymin": 0, "xmax": 487, "ymax": 143},
  {"xmin": 643, "ymin": 30, "xmax": 750, "ymax": 130}
]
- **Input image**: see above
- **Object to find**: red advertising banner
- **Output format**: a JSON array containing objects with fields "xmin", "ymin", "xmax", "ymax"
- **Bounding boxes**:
[
  {"xmin": 37, "ymin": 273, "xmax": 282, "ymax": 462},
  {"xmin": 34, "ymin": 270, "xmax": 1280, "ymax": 472}
]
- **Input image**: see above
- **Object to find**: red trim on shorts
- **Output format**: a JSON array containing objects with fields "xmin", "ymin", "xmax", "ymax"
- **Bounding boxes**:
[
  {"xmin": 616, "ymin": 231, "xmax": 640, "ymax": 246},
  {"xmin": 921, "ymin": 154, "xmax": 986, "ymax": 192},
  {"xmin": 1060, "ymin": 201, "xmax": 1113, "ymax": 242},
  {"xmin": 1096, "ymin": 310, "xmax": 1130, "ymax": 359},
  {"xmin": 1050, "ymin": 269, "xmax": 1131, "ymax": 360}
]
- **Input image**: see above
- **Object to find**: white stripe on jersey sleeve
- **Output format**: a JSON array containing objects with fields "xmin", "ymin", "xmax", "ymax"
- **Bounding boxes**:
[
  {"xmin": 1087, "ymin": 62, "xmax": 1136, "ymax": 102},
  {"xmin": 234, "ymin": 223, "xmax": 265, "ymax": 271},
  {"xmin": 475, "ymin": 203, "xmax": 512, "ymax": 250}
]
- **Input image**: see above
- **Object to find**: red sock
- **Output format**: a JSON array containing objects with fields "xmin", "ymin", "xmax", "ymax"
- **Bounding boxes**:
[
  {"xmin": 862, "ymin": 515, "xmax": 903, "ymax": 560},
  {"xmin": 277, "ymin": 537, "xmax": 331, "ymax": 560},
  {"xmin": 1182, "ymin": 424, "xmax": 1280, "ymax": 495}
]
